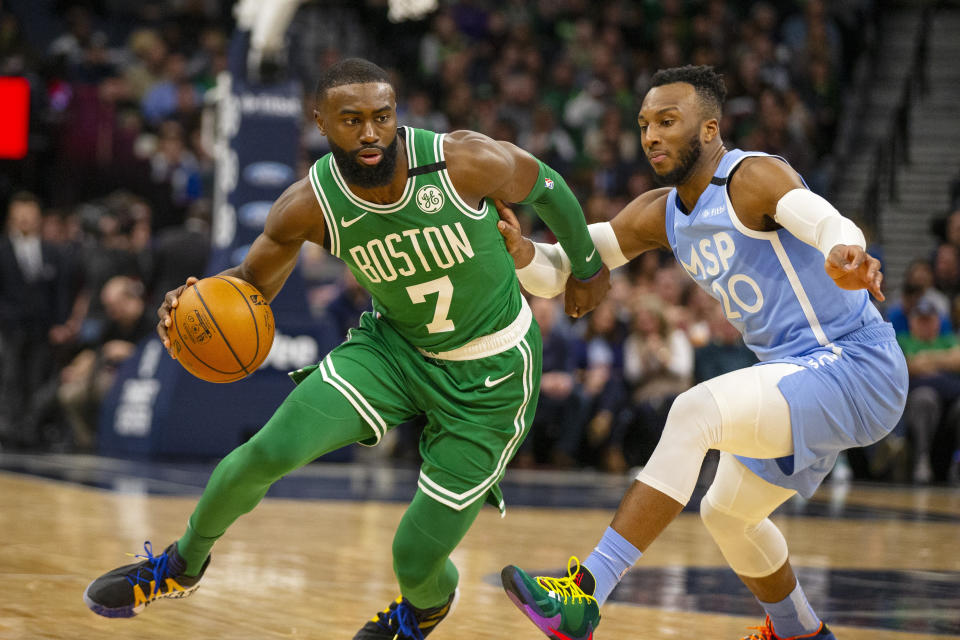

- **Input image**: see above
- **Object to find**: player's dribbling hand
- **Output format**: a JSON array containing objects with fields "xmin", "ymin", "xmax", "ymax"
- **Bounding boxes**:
[
  {"xmin": 825, "ymin": 245, "xmax": 884, "ymax": 301},
  {"xmin": 494, "ymin": 199, "xmax": 535, "ymax": 269},
  {"xmin": 156, "ymin": 276, "xmax": 199, "ymax": 357}
]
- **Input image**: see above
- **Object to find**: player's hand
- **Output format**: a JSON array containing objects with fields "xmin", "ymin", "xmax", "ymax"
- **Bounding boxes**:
[
  {"xmin": 825, "ymin": 245, "xmax": 884, "ymax": 301},
  {"xmin": 494, "ymin": 199, "xmax": 535, "ymax": 269},
  {"xmin": 564, "ymin": 264, "xmax": 610, "ymax": 318},
  {"xmin": 157, "ymin": 276, "xmax": 199, "ymax": 357}
]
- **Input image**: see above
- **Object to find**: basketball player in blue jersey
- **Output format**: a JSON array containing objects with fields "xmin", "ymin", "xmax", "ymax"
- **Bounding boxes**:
[{"xmin": 497, "ymin": 65, "xmax": 907, "ymax": 640}]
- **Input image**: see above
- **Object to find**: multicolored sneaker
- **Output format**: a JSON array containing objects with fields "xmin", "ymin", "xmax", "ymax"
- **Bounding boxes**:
[
  {"xmin": 83, "ymin": 541, "xmax": 210, "ymax": 618},
  {"xmin": 742, "ymin": 616, "xmax": 837, "ymax": 640},
  {"xmin": 501, "ymin": 557, "xmax": 600, "ymax": 640},
  {"xmin": 353, "ymin": 588, "xmax": 458, "ymax": 640}
]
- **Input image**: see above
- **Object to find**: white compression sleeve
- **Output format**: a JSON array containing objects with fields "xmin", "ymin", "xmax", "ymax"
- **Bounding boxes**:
[
  {"xmin": 774, "ymin": 188, "xmax": 865, "ymax": 258},
  {"xmin": 515, "ymin": 241, "xmax": 571, "ymax": 298},
  {"xmin": 514, "ymin": 222, "xmax": 628, "ymax": 298}
]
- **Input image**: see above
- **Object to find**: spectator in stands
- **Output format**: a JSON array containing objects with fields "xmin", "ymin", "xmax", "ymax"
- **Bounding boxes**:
[
  {"xmin": 896, "ymin": 295, "xmax": 960, "ymax": 483},
  {"xmin": 0, "ymin": 193, "xmax": 74, "ymax": 450},
  {"xmin": 887, "ymin": 259, "xmax": 952, "ymax": 336},
  {"xmin": 933, "ymin": 242, "xmax": 960, "ymax": 301},
  {"xmin": 58, "ymin": 275, "xmax": 153, "ymax": 450},
  {"xmin": 515, "ymin": 296, "xmax": 584, "ymax": 469},
  {"xmin": 694, "ymin": 306, "xmax": 757, "ymax": 384},
  {"xmin": 579, "ymin": 298, "xmax": 628, "ymax": 472},
  {"xmin": 612, "ymin": 297, "xmax": 693, "ymax": 470}
]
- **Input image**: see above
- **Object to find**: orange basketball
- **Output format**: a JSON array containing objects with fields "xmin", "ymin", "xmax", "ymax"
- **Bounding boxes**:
[{"xmin": 169, "ymin": 276, "xmax": 275, "ymax": 383}]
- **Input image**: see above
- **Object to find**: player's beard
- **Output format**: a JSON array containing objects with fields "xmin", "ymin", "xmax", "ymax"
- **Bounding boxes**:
[
  {"xmin": 329, "ymin": 135, "xmax": 400, "ymax": 188},
  {"xmin": 652, "ymin": 133, "xmax": 702, "ymax": 187}
]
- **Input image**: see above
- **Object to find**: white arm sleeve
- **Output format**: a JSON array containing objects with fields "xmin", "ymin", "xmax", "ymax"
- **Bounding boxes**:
[
  {"xmin": 515, "ymin": 222, "xmax": 629, "ymax": 298},
  {"xmin": 773, "ymin": 188, "xmax": 866, "ymax": 258}
]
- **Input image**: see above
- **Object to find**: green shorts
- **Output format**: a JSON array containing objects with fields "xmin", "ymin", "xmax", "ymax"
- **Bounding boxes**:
[{"xmin": 289, "ymin": 311, "xmax": 542, "ymax": 514}]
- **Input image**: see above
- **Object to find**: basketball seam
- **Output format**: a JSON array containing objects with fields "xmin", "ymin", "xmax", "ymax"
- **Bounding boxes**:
[
  {"xmin": 212, "ymin": 275, "xmax": 262, "ymax": 369},
  {"xmin": 173, "ymin": 291, "xmax": 247, "ymax": 377},
  {"xmin": 193, "ymin": 285, "xmax": 249, "ymax": 375}
]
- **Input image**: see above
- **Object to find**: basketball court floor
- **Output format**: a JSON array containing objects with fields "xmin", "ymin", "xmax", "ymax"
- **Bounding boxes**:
[{"xmin": 1, "ymin": 452, "xmax": 957, "ymax": 640}]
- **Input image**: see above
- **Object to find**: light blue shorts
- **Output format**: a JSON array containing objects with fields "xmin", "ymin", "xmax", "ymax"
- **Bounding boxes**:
[{"xmin": 736, "ymin": 323, "xmax": 908, "ymax": 497}]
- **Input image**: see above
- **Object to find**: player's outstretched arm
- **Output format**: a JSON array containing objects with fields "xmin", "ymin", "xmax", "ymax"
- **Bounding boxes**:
[
  {"xmin": 219, "ymin": 177, "xmax": 323, "ymax": 304},
  {"xmin": 495, "ymin": 188, "xmax": 671, "ymax": 301},
  {"xmin": 445, "ymin": 130, "xmax": 608, "ymax": 317},
  {"xmin": 731, "ymin": 157, "xmax": 884, "ymax": 300},
  {"xmin": 156, "ymin": 178, "xmax": 321, "ymax": 357}
]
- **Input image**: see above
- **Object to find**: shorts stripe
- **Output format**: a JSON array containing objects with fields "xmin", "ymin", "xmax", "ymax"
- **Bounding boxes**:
[
  {"xmin": 319, "ymin": 356, "xmax": 387, "ymax": 444},
  {"xmin": 417, "ymin": 337, "xmax": 534, "ymax": 510}
]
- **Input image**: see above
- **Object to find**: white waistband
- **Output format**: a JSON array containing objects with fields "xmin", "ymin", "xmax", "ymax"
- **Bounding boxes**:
[{"xmin": 417, "ymin": 297, "xmax": 532, "ymax": 361}]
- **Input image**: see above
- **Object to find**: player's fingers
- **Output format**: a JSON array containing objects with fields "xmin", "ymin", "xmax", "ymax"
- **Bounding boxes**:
[
  {"xmin": 864, "ymin": 256, "xmax": 880, "ymax": 281},
  {"xmin": 157, "ymin": 320, "xmax": 174, "ymax": 356},
  {"xmin": 872, "ymin": 270, "xmax": 885, "ymax": 301},
  {"xmin": 494, "ymin": 199, "xmax": 521, "ymax": 228},
  {"xmin": 826, "ymin": 246, "xmax": 849, "ymax": 268},
  {"xmin": 845, "ymin": 249, "xmax": 865, "ymax": 271}
]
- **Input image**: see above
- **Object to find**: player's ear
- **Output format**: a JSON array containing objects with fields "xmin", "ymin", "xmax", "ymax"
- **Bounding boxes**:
[
  {"xmin": 702, "ymin": 117, "xmax": 719, "ymax": 143},
  {"xmin": 313, "ymin": 109, "xmax": 326, "ymax": 135}
]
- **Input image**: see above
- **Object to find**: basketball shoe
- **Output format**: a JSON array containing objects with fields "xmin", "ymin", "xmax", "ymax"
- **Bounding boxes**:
[
  {"xmin": 742, "ymin": 616, "xmax": 837, "ymax": 640},
  {"xmin": 83, "ymin": 541, "xmax": 210, "ymax": 618},
  {"xmin": 501, "ymin": 557, "xmax": 600, "ymax": 640},
  {"xmin": 353, "ymin": 588, "xmax": 458, "ymax": 640}
]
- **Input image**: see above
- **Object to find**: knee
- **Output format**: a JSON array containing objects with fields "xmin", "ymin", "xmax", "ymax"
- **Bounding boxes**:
[
  {"xmin": 699, "ymin": 493, "xmax": 745, "ymax": 537},
  {"xmin": 226, "ymin": 436, "xmax": 303, "ymax": 484},
  {"xmin": 663, "ymin": 385, "xmax": 721, "ymax": 443},
  {"xmin": 392, "ymin": 529, "xmax": 439, "ymax": 587}
]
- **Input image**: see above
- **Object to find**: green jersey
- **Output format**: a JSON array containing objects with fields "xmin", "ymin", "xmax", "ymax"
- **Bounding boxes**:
[{"xmin": 308, "ymin": 126, "xmax": 523, "ymax": 353}]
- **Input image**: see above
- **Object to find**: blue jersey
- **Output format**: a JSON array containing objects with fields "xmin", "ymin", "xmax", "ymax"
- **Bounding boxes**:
[{"xmin": 664, "ymin": 149, "xmax": 884, "ymax": 361}]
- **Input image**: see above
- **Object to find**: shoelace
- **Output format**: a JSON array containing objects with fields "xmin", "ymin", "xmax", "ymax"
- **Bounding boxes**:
[
  {"xmin": 743, "ymin": 617, "xmax": 776, "ymax": 640},
  {"xmin": 535, "ymin": 556, "xmax": 597, "ymax": 605},
  {"xmin": 374, "ymin": 598, "xmax": 425, "ymax": 640},
  {"xmin": 124, "ymin": 541, "xmax": 171, "ymax": 596}
]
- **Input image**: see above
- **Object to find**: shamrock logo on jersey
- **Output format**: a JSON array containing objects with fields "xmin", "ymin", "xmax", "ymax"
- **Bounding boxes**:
[{"xmin": 416, "ymin": 185, "xmax": 445, "ymax": 213}]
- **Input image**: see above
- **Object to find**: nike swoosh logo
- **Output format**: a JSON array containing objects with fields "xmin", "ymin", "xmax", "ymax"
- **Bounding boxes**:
[
  {"xmin": 341, "ymin": 213, "xmax": 367, "ymax": 227},
  {"xmin": 484, "ymin": 372, "xmax": 515, "ymax": 387},
  {"xmin": 585, "ymin": 249, "xmax": 597, "ymax": 262}
]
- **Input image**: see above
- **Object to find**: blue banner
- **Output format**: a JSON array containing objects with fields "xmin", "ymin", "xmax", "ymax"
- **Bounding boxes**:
[{"xmin": 98, "ymin": 32, "xmax": 349, "ymax": 460}]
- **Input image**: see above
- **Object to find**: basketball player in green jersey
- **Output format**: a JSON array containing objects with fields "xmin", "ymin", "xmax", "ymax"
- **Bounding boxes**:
[{"xmin": 83, "ymin": 58, "xmax": 608, "ymax": 638}]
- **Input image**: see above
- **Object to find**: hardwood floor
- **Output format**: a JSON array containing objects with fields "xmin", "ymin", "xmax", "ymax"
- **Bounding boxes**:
[{"xmin": 0, "ymin": 466, "xmax": 957, "ymax": 640}]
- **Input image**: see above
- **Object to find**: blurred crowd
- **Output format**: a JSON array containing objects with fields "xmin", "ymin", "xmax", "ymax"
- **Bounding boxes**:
[{"xmin": 2, "ymin": 0, "xmax": 956, "ymax": 486}]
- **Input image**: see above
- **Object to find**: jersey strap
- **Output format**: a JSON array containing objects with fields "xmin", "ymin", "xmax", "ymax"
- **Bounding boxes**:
[{"xmin": 408, "ymin": 161, "xmax": 446, "ymax": 176}]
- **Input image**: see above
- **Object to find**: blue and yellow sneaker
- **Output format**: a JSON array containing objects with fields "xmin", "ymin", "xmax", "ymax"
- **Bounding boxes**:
[
  {"xmin": 743, "ymin": 616, "xmax": 838, "ymax": 640},
  {"xmin": 501, "ymin": 557, "xmax": 600, "ymax": 640},
  {"xmin": 353, "ymin": 589, "xmax": 458, "ymax": 640},
  {"xmin": 83, "ymin": 541, "xmax": 210, "ymax": 618}
]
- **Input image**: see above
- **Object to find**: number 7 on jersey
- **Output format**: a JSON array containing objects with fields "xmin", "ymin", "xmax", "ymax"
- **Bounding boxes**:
[{"xmin": 407, "ymin": 275, "xmax": 455, "ymax": 334}]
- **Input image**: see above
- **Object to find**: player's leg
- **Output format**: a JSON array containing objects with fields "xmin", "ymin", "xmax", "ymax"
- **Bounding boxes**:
[
  {"xmin": 85, "ymin": 315, "xmax": 414, "ymax": 618},
  {"xmin": 366, "ymin": 327, "xmax": 542, "ymax": 639},
  {"xmin": 502, "ymin": 362, "xmax": 800, "ymax": 638},
  {"xmin": 584, "ymin": 363, "xmax": 800, "ymax": 602},
  {"xmin": 83, "ymin": 375, "xmax": 377, "ymax": 618},
  {"xmin": 701, "ymin": 453, "xmax": 835, "ymax": 639}
]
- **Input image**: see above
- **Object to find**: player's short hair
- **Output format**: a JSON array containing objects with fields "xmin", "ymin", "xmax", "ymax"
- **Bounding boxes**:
[
  {"xmin": 315, "ymin": 58, "xmax": 392, "ymax": 104},
  {"xmin": 650, "ymin": 65, "xmax": 727, "ymax": 120}
]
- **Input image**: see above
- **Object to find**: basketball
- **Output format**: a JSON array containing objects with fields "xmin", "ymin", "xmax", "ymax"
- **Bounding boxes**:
[{"xmin": 169, "ymin": 276, "xmax": 275, "ymax": 383}]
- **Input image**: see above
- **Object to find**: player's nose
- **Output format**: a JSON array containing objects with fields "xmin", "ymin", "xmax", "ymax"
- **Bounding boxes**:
[{"xmin": 359, "ymin": 120, "xmax": 378, "ymax": 143}]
